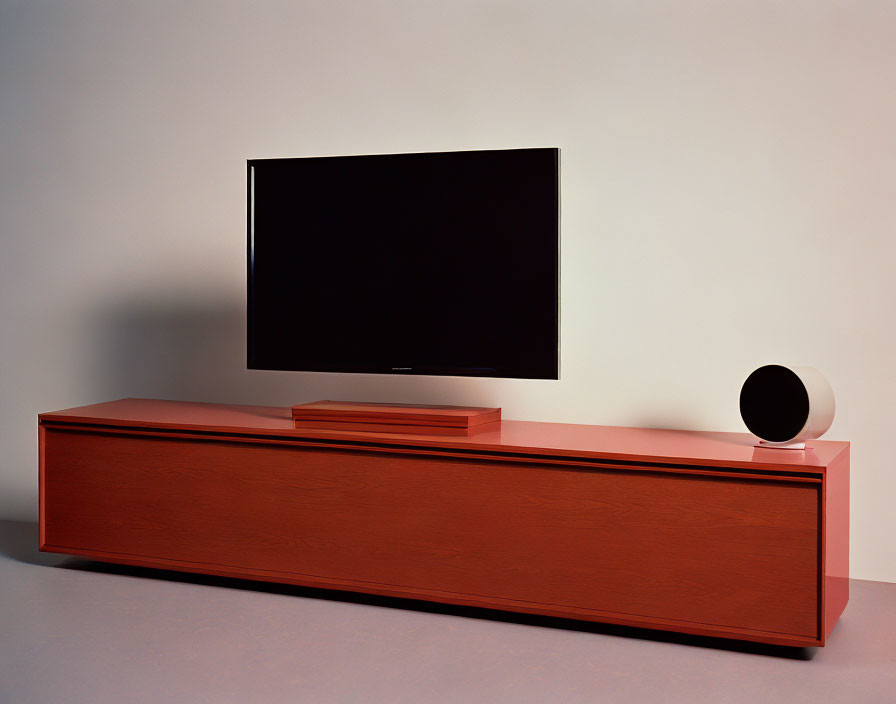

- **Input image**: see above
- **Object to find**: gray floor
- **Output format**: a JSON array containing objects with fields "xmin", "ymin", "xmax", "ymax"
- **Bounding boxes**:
[{"xmin": 1, "ymin": 520, "xmax": 894, "ymax": 704}]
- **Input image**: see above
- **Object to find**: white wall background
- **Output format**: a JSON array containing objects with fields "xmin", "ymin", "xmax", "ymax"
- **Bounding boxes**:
[{"xmin": 1, "ymin": 0, "xmax": 893, "ymax": 581}]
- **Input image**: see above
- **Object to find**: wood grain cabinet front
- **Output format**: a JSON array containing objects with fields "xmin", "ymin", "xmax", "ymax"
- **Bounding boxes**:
[{"xmin": 40, "ymin": 421, "xmax": 832, "ymax": 646}]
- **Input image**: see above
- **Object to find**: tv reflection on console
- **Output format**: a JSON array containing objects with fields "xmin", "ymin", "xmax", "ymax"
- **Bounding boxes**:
[{"xmin": 247, "ymin": 148, "xmax": 559, "ymax": 379}]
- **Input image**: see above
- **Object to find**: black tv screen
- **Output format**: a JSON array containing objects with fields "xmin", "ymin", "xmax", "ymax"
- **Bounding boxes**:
[{"xmin": 247, "ymin": 147, "xmax": 559, "ymax": 379}]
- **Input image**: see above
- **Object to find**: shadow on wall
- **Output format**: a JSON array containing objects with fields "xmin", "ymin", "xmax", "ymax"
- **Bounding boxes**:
[
  {"xmin": 87, "ymin": 298, "xmax": 257, "ymax": 404},
  {"xmin": 84, "ymin": 298, "xmax": 504, "ymax": 409}
]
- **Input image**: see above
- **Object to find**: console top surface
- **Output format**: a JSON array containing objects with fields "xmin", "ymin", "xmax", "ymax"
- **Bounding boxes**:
[{"xmin": 40, "ymin": 398, "xmax": 849, "ymax": 472}]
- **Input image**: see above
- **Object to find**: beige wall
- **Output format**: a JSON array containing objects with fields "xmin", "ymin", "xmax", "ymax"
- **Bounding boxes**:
[{"xmin": 1, "ymin": 1, "xmax": 893, "ymax": 581}]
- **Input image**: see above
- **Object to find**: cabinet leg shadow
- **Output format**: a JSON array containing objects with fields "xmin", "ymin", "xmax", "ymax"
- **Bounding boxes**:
[{"xmin": 0, "ymin": 520, "xmax": 68, "ymax": 567}]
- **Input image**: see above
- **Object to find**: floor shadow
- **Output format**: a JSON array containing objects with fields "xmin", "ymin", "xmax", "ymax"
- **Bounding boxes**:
[
  {"xmin": 0, "ymin": 520, "xmax": 815, "ymax": 660},
  {"xmin": 0, "ymin": 520, "xmax": 68, "ymax": 567},
  {"xmin": 0, "ymin": 538, "xmax": 806, "ymax": 660}
]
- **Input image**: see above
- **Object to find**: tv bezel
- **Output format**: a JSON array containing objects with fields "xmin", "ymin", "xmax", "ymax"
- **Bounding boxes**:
[{"xmin": 247, "ymin": 147, "xmax": 560, "ymax": 380}]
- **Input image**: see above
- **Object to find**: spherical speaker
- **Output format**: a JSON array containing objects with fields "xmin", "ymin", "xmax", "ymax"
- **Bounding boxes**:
[{"xmin": 739, "ymin": 365, "xmax": 835, "ymax": 448}]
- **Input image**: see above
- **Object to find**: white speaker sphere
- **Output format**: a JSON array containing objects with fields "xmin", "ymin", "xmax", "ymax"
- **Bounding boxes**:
[{"xmin": 739, "ymin": 365, "xmax": 835, "ymax": 448}]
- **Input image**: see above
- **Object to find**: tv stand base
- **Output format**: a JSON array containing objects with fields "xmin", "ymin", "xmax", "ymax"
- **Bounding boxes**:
[{"xmin": 290, "ymin": 400, "xmax": 501, "ymax": 436}]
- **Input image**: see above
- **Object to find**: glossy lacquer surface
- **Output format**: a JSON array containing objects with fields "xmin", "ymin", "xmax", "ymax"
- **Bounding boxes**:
[
  {"xmin": 40, "ymin": 398, "xmax": 848, "ymax": 471},
  {"xmin": 39, "ymin": 399, "xmax": 850, "ymax": 646},
  {"xmin": 290, "ymin": 400, "xmax": 502, "ymax": 436}
]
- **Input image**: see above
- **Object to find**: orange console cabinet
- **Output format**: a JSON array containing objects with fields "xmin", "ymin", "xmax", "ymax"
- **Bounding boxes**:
[{"xmin": 39, "ymin": 398, "xmax": 849, "ymax": 647}]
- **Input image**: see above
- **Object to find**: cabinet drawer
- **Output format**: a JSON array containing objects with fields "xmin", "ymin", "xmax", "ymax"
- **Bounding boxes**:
[{"xmin": 42, "ymin": 428, "xmax": 820, "ymax": 640}]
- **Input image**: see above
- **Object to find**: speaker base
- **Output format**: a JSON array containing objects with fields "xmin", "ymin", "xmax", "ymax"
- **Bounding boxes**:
[{"xmin": 754, "ymin": 440, "xmax": 807, "ymax": 450}]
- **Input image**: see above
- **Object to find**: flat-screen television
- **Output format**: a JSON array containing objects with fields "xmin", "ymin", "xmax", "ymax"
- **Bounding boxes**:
[{"xmin": 247, "ymin": 147, "xmax": 559, "ymax": 379}]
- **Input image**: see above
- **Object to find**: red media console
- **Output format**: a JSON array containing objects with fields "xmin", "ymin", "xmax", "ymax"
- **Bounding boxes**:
[{"xmin": 38, "ymin": 398, "xmax": 849, "ymax": 647}]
